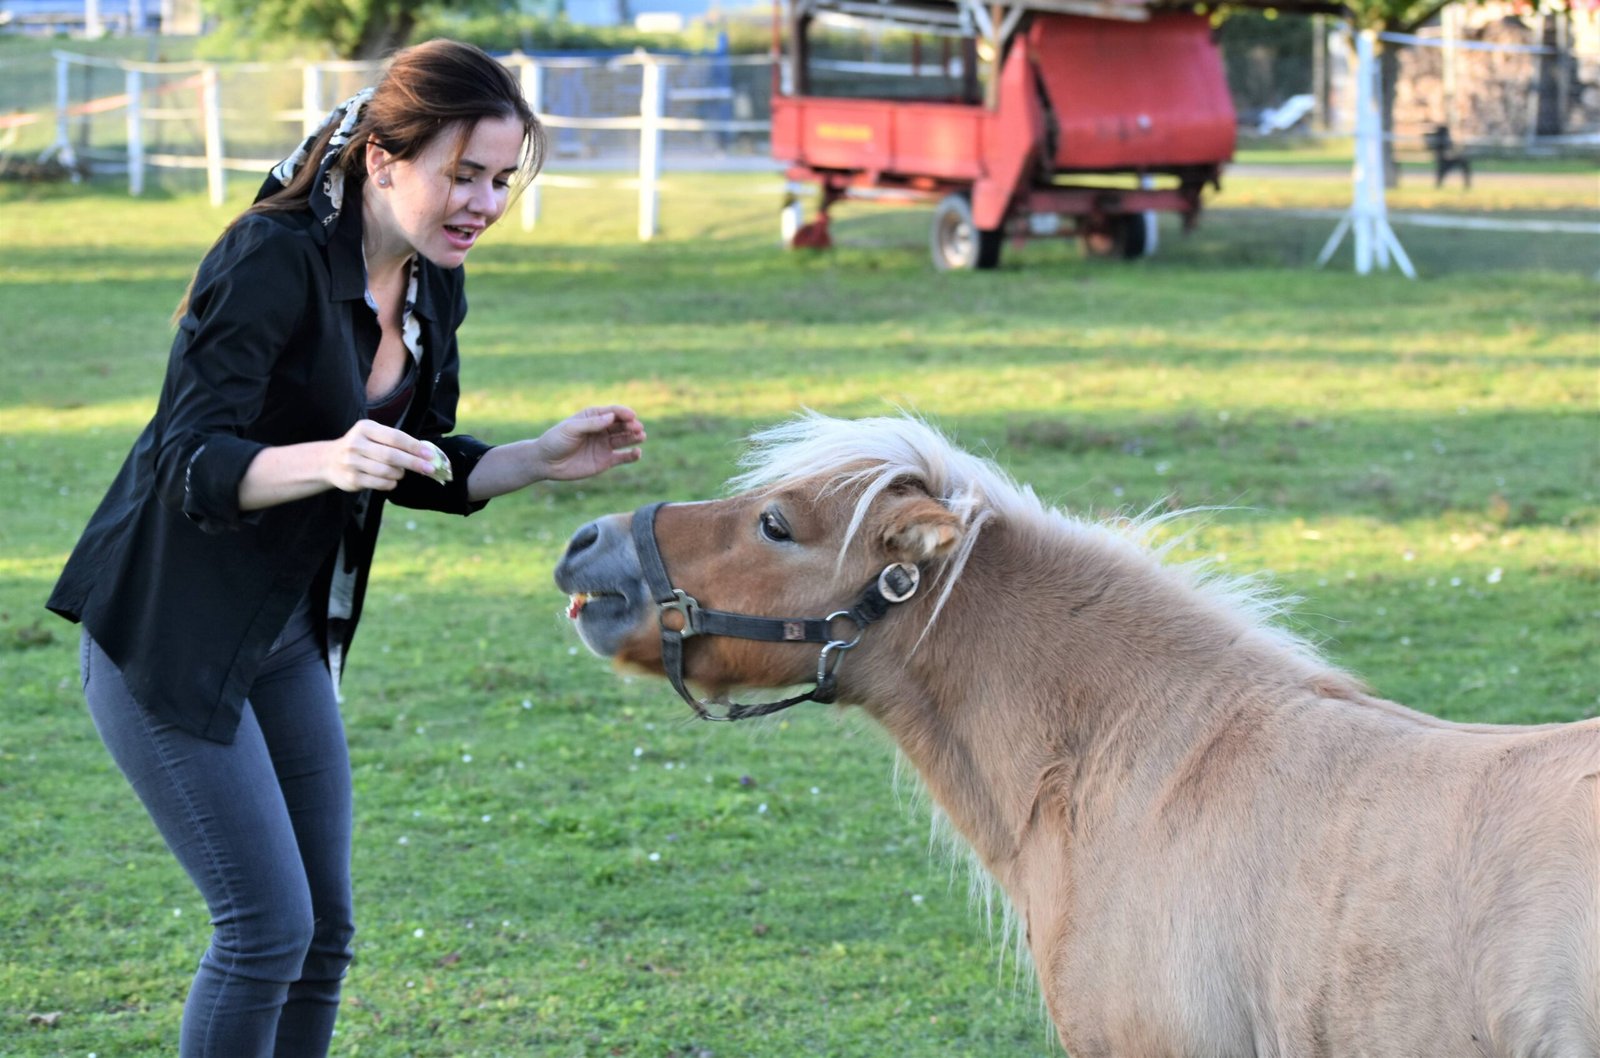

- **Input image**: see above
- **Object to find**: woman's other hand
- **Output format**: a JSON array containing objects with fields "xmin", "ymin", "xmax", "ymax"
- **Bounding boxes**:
[{"xmin": 323, "ymin": 419, "xmax": 437, "ymax": 493}]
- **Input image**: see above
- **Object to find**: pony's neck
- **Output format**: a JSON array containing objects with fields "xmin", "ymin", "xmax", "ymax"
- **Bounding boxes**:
[{"xmin": 859, "ymin": 516, "xmax": 1343, "ymax": 894}]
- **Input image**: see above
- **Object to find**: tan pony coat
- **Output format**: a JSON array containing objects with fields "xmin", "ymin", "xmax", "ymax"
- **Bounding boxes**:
[{"xmin": 567, "ymin": 415, "xmax": 1600, "ymax": 1058}]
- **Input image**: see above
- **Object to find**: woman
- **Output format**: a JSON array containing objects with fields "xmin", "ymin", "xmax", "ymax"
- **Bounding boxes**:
[{"xmin": 47, "ymin": 39, "xmax": 644, "ymax": 1058}]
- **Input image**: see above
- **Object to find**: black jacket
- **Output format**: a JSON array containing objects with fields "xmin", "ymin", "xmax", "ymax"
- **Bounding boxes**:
[{"xmin": 48, "ymin": 188, "xmax": 493, "ymax": 742}]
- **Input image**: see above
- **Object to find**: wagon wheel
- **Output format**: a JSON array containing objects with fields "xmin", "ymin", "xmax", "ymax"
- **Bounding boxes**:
[
  {"xmin": 931, "ymin": 193, "xmax": 1003, "ymax": 271},
  {"xmin": 1083, "ymin": 213, "xmax": 1151, "ymax": 260}
]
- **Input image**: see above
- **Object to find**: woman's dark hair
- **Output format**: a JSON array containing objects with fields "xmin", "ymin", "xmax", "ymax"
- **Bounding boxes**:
[{"xmin": 175, "ymin": 39, "xmax": 545, "ymax": 320}]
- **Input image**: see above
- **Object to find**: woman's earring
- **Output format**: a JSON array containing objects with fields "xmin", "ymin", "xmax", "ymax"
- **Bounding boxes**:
[{"xmin": 377, "ymin": 175, "xmax": 389, "ymax": 187}]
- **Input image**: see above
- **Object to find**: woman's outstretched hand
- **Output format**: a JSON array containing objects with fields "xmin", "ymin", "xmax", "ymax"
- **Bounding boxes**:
[
  {"xmin": 465, "ymin": 405, "xmax": 646, "ymax": 501},
  {"xmin": 536, "ymin": 405, "xmax": 647, "ymax": 481}
]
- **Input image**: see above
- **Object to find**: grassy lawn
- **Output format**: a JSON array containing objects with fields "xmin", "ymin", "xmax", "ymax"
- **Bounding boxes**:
[{"xmin": 1, "ymin": 167, "xmax": 1596, "ymax": 1057}]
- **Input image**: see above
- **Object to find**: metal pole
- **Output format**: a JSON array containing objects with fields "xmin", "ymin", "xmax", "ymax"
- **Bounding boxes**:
[
  {"xmin": 126, "ymin": 67, "xmax": 144, "ymax": 196},
  {"xmin": 1442, "ymin": 4, "xmax": 1458, "ymax": 135},
  {"xmin": 638, "ymin": 59, "xmax": 663, "ymax": 241},
  {"xmin": 202, "ymin": 65, "xmax": 225, "ymax": 207},
  {"xmin": 1353, "ymin": 30, "xmax": 1375, "ymax": 274},
  {"xmin": 520, "ymin": 56, "xmax": 544, "ymax": 232}
]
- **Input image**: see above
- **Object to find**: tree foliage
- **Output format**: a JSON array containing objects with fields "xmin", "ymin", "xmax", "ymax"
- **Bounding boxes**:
[{"xmin": 205, "ymin": 0, "xmax": 478, "ymax": 59}]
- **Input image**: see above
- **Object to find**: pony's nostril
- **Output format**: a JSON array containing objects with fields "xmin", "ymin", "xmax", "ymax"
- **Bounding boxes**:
[{"xmin": 565, "ymin": 521, "xmax": 600, "ymax": 558}]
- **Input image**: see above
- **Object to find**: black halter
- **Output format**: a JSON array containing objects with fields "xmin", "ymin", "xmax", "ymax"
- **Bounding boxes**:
[{"xmin": 630, "ymin": 501, "xmax": 921, "ymax": 722}]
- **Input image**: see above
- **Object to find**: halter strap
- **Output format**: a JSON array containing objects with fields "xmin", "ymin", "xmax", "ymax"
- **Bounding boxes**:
[{"xmin": 630, "ymin": 501, "xmax": 920, "ymax": 722}]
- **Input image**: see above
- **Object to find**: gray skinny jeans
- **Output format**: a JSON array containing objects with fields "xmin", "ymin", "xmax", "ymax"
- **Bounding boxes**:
[{"xmin": 81, "ymin": 601, "xmax": 354, "ymax": 1058}]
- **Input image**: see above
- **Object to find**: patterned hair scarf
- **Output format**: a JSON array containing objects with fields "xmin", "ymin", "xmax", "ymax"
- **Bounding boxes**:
[{"xmin": 256, "ymin": 86, "xmax": 376, "ymax": 228}]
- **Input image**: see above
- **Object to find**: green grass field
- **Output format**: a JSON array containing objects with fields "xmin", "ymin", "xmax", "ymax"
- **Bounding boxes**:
[{"xmin": 1, "ymin": 166, "xmax": 1596, "ymax": 1057}]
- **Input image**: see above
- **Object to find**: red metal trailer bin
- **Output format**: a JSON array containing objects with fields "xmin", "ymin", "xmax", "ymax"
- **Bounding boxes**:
[{"xmin": 771, "ymin": 0, "xmax": 1238, "ymax": 268}]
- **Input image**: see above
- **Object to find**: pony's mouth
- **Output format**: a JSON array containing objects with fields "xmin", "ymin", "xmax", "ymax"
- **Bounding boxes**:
[{"xmin": 566, "ymin": 590, "xmax": 624, "ymax": 620}]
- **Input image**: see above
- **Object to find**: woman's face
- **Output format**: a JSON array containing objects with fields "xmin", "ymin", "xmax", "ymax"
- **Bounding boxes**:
[{"xmin": 366, "ymin": 115, "xmax": 525, "ymax": 269}]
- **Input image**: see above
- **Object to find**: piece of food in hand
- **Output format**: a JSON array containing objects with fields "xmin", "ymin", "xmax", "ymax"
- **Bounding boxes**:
[{"xmin": 419, "ymin": 441, "xmax": 453, "ymax": 484}]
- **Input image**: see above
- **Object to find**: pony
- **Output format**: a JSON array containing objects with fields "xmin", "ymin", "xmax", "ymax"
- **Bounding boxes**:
[{"xmin": 553, "ymin": 413, "xmax": 1600, "ymax": 1057}]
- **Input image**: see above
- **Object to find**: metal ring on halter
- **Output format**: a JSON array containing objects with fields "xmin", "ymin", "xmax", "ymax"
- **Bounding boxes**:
[{"xmin": 825, "ymin": 610, "xmax": 865, "ymax": 649}]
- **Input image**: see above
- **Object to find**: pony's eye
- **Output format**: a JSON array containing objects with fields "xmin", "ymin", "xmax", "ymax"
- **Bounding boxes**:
[{"xmin": 759, "ymin": 510, "xmax": 792, "ymax": 542}]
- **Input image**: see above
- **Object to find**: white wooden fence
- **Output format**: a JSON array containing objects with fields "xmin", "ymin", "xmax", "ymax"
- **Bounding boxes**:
[{"xmin": 36, "ymin": 49, "xmax": 775, "ymax": 239}]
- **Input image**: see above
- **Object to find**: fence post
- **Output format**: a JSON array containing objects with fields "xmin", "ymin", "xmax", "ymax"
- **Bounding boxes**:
[
  {"xmin": 52, "ymin": 53, "xmax": 78, "ymax": 175},
  {"xmin": 302, "ymin": 63, "xmax": 324, "ymax": 136},
  {"xmin": 202, "ymin": 65, "xmax": 225, "ymax": 207},
  {"xmin": 638, "ymin": 58, "xmax": 663, "ymax": 241},
  {"xmin": 126, "ymin": 67, "xmax": 144, "ymax": 196},
  {"xmin": 519, "ymin": 55, "xmax": 543, "ymax": 232}
]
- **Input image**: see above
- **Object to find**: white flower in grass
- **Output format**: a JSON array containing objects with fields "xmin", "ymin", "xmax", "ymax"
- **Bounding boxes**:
[
  {"xmin": 398, "ymin": 836, "xmax": 410, "ymax": 846},
  {"xmin": 648, "ymin": 852, "xmax": 661, "ymax": 862},
  {"xmin": 911, "ymin": 894, "xmax": 925, "ymax": 906},
  {"xmin": 1486, "ymin": 568, "xmax": 1503, "ymax": 585},
  {"xmin": 461, "ymin": 753, "xmax": 473, "ymax": 763},
  {"xmin": 413, "ymin": 928, "xmax": 425, "ymax": 938},
  {"xmin": 481, "ymin": 814, "xmax": 492, "ymax": 823}
]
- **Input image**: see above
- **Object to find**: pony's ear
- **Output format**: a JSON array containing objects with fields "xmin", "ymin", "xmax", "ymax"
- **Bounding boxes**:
[{"xmin": 879, "ymin": 492, "xmax": 963, "ymax": 563}]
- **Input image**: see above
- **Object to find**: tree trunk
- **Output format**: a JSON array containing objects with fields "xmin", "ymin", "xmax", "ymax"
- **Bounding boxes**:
[
  {"xmin": 350, "ymin": 6, "xmax": 418, "ymax": 60},
  {"xmin": 1535, "ymin": 12, "xmax": 1567, "ymax": 136}
]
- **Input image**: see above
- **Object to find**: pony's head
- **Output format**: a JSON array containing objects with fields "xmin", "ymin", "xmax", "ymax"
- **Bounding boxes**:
[{"xmin": 553, "ymin": 415, "xmax": 998, "ymax": 707}]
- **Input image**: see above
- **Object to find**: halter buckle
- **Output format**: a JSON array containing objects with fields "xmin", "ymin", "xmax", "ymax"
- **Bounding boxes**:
[{"xmin": 660, "ymin": 589, "xmax": 701, "ymax": 638}]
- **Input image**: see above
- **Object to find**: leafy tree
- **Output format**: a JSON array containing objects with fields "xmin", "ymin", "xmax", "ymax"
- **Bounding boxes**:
[{"xmin": 206, "ymin": 0, "xmax": 474, "ymax": 59}]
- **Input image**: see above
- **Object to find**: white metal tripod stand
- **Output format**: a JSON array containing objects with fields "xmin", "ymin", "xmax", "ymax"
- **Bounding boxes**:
[{"xmin": 1316, "ymin": 27, "xmax": 1416, "ymax": 278}]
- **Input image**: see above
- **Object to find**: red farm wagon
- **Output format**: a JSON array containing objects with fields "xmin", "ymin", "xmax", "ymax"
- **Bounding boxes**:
[{"xmin": 770, "ymin": 0, "xmax": 1239, "ymax": 269}]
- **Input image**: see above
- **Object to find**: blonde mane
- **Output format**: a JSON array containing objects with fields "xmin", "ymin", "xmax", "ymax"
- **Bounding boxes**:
[{"xmin": 730, "ymin": 412, "xmax": 1333, "ymax": 673}]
